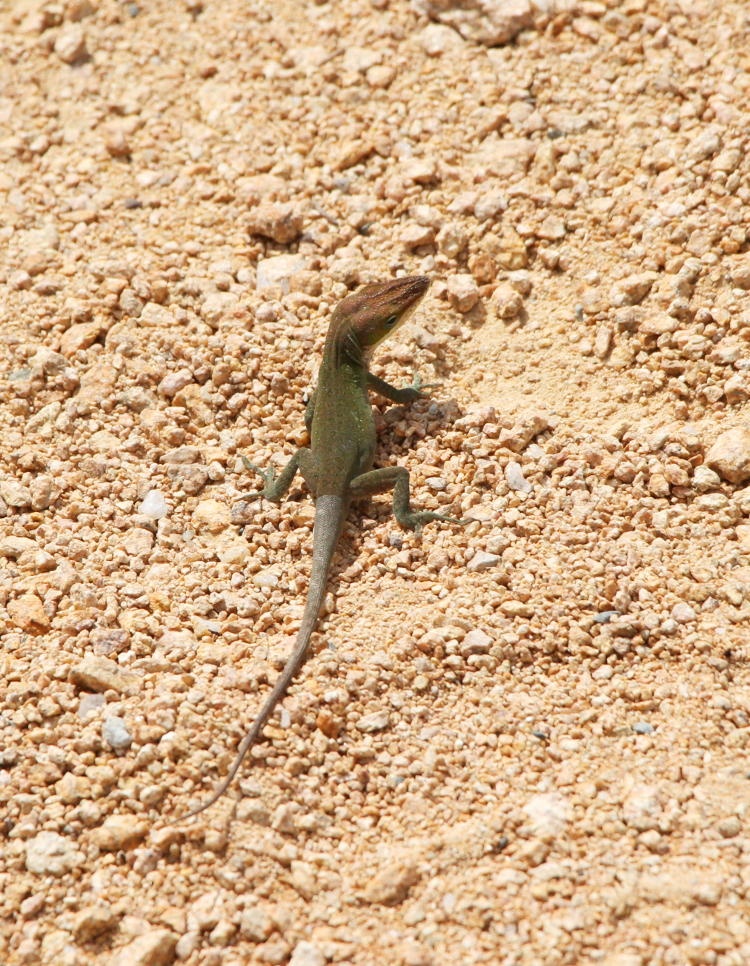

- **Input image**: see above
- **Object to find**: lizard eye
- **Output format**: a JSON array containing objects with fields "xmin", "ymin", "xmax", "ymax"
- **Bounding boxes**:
[{"xmin": 385, "ymin": 314, "xmax": 398, "ymax": 327}]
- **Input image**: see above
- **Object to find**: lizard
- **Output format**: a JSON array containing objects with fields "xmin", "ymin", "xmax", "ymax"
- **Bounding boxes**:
[{"xmin": 184, "ymin": 275, "xmax": 463, "ymax": 818}]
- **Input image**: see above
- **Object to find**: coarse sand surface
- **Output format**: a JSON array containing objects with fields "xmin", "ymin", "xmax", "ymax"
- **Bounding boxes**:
[{"xmin": 2, "ymin": 1, "xmax": 750, "ymax": 964}]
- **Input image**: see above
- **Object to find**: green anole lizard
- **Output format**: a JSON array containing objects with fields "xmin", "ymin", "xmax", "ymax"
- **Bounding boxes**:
[{"xmin": 185, "ymin": 276, "xmax": 462, "ymax": 817}]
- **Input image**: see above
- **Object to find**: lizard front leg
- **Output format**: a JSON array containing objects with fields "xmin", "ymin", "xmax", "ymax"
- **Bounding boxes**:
[
  {"xmin": 349, "ymin": 465, "xmax": 463, "ymax": 534},
  {"xmin": 366, "ymin": 372, "xmax": 439, "ymax": 405},
  {"xmin": 241, "ymin": 448, "xmax": 317, "ymax": 502}
]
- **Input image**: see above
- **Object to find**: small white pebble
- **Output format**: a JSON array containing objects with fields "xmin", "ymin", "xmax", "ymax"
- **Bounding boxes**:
[
  {"xmin": 357, "ymin": 710, "xmax": 390, "ymax": 732},
  {"xmin": 467, "ymin": 551, "xmax": 501, "ymax": 573},
  {"xmin": 505, "ymin": 461, "xmax": 532, "ymax": 493},
  {"xmin": 289, "ymin": 941, "xmax": 326, "ymax": 966},
  {"xmin": 139, "ymin": 490, "xmax": 168, "ymax": 519},
  {"xmin": 671, "ymin": 602, "xmax": 696, "ymax": 624}
]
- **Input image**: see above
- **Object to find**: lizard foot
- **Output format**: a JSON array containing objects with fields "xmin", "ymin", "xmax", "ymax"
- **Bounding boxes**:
[
  {"xmin": 409, "ymin": 371, "xmax": 442, "ymax": 396},
  {"xmin": 401, "ymin": 511, "xmax": 467, "ymax": 535},
  {"xmin": 239, "ymin": 457, "xmax": 277, "ymax": 500},
  {"xmin": 410, "ymin": 372, "xmax": 441, "ymax": 392},
  {"xmin": 394, "ymin": 372, "xmax": 442, "ymax": 404}
]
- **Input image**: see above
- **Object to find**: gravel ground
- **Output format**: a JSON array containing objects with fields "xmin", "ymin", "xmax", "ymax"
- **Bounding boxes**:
[{"xmin": 3, "ymin": 0, "xmax": 750, "ymax": 963}]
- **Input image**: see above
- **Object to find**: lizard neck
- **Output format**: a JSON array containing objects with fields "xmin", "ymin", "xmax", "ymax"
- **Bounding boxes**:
[{"xmin": 323, "ymin": 317, "xmax": 366, "ymax": 372}]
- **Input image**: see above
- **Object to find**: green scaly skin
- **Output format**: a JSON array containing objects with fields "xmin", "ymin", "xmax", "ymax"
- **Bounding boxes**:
[{"xmin": 184, "ymin": 276, "xmax": 464, "ymax": 817}]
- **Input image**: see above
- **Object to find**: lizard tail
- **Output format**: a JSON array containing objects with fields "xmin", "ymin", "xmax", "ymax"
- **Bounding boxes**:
[{"xmin": 182, "ymin": 494, "xmax": 345, "ymax": 818}]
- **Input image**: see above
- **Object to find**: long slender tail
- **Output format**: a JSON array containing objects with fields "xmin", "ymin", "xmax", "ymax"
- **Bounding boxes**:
[{"xmin": 182, "ymin": 495, "xmax": 344, "ymax": 819}]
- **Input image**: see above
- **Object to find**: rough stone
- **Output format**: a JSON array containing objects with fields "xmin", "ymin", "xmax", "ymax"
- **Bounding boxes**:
[
  {"xmin": 247, "ymin": 203, "xmax": 303, "ymax": 243},
  {"xmin": 7, "ymin": 593, "xmax": 50, "ymax": 632},
  {"xmin": 357, "ymin": 710, "xmax": 391, "ymax": 732},
  {"xmin": 256, "ymin": 254, "xmax": 308, "ymax": 292},
  {"xmin": 110, "ymin": 929, "xmax": 177, "ymax": 966},
  {"xmin": 73, "ymin": 905, "xmax": 118, "ymax": 943},
  {"xmin": 289, "ymin": 941, "xmax": 326, "ymax": 966},
  {"xmin": 412, "ymin": 0, "xmax": 534, "ymax": 47},
  {"xmin": 610, "ymin": 272, "xmax": 658, "ymax": 307},
  {"xmin": 467, "ymin": 550, "xmax": 501, "ymax": 572},
  {"xmin": 193, "ymin": 499, "xmax": 231, "ymax": 532},
  {"xmin": 54, "ymin": 24, "xmax": 87, "ymax": 63},
  {"xmin": 26, "ymin": 832, "xmax": 84, "ymax": 876},
  {"xmin": 91, "ymin": 815, "xmax": 149, "ymax": 851},
  {"xmin": 446, "ymin": 273, "xmax": 479, "ymax": 313},
  {"xmin": 71, "ymin": 655, "xmax": 141, "ymax": 696},
  {"xmin": 362, "ymin": 859, "xmax": 420, "ymax": 905},
  {"xmin": 705, "ymin": 427, "xmax": 750, "ymax": 484},
  {"xmin": 491, "ymin": 282, "xmax": 523, "ymax": 319}
]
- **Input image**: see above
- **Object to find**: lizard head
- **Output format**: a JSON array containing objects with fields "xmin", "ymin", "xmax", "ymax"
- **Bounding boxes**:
[{"xmin": 332, "ymin": 275, "xmax": 430, "ymax": 358}]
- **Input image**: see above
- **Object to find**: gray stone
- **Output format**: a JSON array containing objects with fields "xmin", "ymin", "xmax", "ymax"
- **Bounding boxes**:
[{"xmin": 102, "ymin": 716, "xmax": 133, "ymax": 752}]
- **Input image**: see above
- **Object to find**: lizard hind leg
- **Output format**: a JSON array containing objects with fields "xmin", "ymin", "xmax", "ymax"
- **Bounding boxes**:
[
  {"xmin": 240, "ymin": 448, "xmax": 316, "ymax": 503},
  {"xmin": 349, "ymin": 465, "xmax": 463, "ymax": 534}
]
